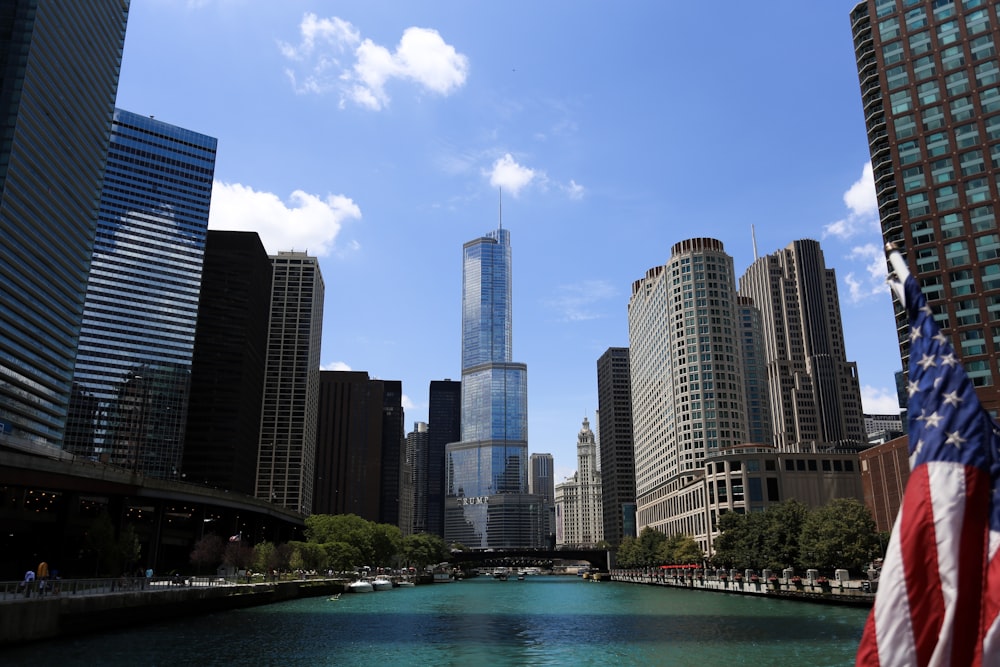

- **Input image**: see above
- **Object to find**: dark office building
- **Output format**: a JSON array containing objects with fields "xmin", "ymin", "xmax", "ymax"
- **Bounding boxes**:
[
  {"xmin": 314, "ymin": 371, "xmax": 397, "ymax": 522},
  {"xmin": 427, "ymin": 379, "xmax": 461, "ymax": 538},
  {"xmin": 0, "ymin": 1, "xmax": 128, "ymax": 455},
  {"xmin": 851, "ymin": 1, "xmax": 1000, "ymax": 414},
  {"xmin": 379, "ymin": 380, "xmax": 405, "ymax": 527},
  {"xmin": 596, "ymin": 347, "xmax": 636, "ymax": 546},
  {"xmin": 183, "ymin": 231, "xmax": 272, "ymax": 494}
]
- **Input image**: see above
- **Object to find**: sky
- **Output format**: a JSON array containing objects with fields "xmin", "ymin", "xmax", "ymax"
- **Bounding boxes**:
[{"xmin": 115, "ymin": 0, "xmax": 897, "ymax": 484}]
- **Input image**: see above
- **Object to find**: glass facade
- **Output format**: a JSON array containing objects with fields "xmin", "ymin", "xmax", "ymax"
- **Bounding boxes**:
[
  {"xmin": 446, "ymin": 226, "xmax": 538, "ymax": 548},
  {"xmin": 0, "ymin": 1, "xmax": 128, "ymax": 453},
  {"xmin": 64, "ymin": 109, "xmax": 217, "ymax": 479}
]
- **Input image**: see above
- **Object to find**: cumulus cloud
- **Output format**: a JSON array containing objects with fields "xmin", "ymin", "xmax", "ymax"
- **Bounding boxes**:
[
  {"xmin": 842, "ymin": 242, "xmax": 889, "ymax": 303},
  {"xmin": 860, "ymin": 385, "xmax": 901, "ymax": 414},
  {"xmin": 824, "ymin": 162, "xmax": 878, "ymax": 240},
  {"xmin": 280, "ymin": 14, "xmax": 468, "ymax": 110},
  {"xmin": 209, "ymin": 181, "xmax": 361, "ymax": 256},
  {"xmin": 564, "ymin": 179, "xmax": 585, "ymax": 200},
  {"xmin": 322, "ymin": 361, "xmax": 352, "ymax": 371},
  {"xmin": 488, "ymin": 153, "xmax": 537, "ymax": 196},
  {"xmin": 546, "ymin": 280, "xmax": 617, "ymax": 322}
]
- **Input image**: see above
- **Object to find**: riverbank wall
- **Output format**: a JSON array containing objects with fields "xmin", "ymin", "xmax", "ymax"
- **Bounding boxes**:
[
  {"xmin": 609, "ymin": 571, "xmax": 875, "ymax": 607},
  {"xmin": 0, "ymin": 579, "xmax": 346, "ymax": 647}
]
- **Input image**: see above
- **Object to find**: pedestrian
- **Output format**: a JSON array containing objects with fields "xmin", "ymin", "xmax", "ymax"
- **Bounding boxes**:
[
  {"xmin": 22, "ymin": 568, "xmax": 35, "ymax": 598},
  {"xmin": 37, "ymin": 560, "xmax": 48, "ymax": 596}
]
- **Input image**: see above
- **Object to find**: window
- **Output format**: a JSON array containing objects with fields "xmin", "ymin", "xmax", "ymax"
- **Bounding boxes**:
[
  {"xmin": 951, "ymin": 98, "xmax": 975, "ymax": 123},
  {"xmin": 891, "ymin": 90, "xmax": 914, "ymax": 114},
  {"xmin": 899, "ymin": 140, "xmax": 922, "ymax": 166},
  {"xmin": 927, "ymin": 132, "xmax": 950, "ymax": 157},
  {"xmin": 879, "ymin": 17, "xmax": 901, "ymax": 40},
  {"xmin": 967, "ymin": 178, "xmax": 991, "ymax": 205},
  {"xmin": 945, "ymin": 240, "xmax": 970, "ymax": 267},
  {"xmin": 971, "ymin": 35, "xmax": 996, "ymax": 61},
  {"xmin": 960, "ymin": 150, "xmax": 985, "ymax": 175},
  {"xmin": 914, "ymin": 55, "xmax": 936, "ymax": 80},
  {"xmin": 936, "ymin": 185, "xmax": 959, "ymax": 210},
  {"xmin": 976, "ymin": 62, "xmax": 1000, "ymax": 88},
  {"xmin": 887, "ymin": 65, "xmax": 909, "ymax": 90},
  {"xmin": 976, "ymin": 234, "xmax": 1000, "ymax": 261},
  {"xmin": 945, "ymin": 71, "xmax": 970, "ymax": 97},
  {"xmin": 907, "ymin": 192, "xmax": 931, "ymax": 216},
  {"xmin": 883, "ymin": 41, "xmax": 905, "ymax": 65},
  {"xmin": 971, "ymin": 205, "xmax": 995, "ymax": 232},
  {"xmin": 931, "ymin": 157, "xmax": 955, "ymax": 183},
  {"xmin": 922, "ymin": 105, "xmax": 944, "ymax": 131},
  {"xmin": 940, "ymin": 212, "xmax": 965, "ymax": 239},
  {"xmin": 918, "ymin": 81, "xmax": 941, "ymax": 106},
  {"xmin": 903, "ymin": 165, "xmax": 925, "ymax": 192}
]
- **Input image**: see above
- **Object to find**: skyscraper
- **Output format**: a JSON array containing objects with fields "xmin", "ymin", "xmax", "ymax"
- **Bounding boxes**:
[
  {"xmin": 738, "ymin": 239, "xmax": 867, "ymax": 452},
  {"xmin": 257, "ymin": 251, "xmax": 323, "ymax": 514},
  {"xmin": 183, "ymin": 231, "xmax": 271, "ymax": 494},
  {"xmin": 403, "ymin": 422, "xmax": 429, "ymax": 535},
  {"xmin": 851, "ymin": 1, "xmax": 1000, "ymax": 413},
  {"xmin": 379, "ymin": 380, "xmax": 405, "ymax": 527},
  {"xmin": 313, "ymin": 370, "xmax": 384, "ymax": 520},
  {"xmin": 596, "ymin": 347, "xmax": 636, "ymax": 547},
  {"xmin": 628, "ymin": 238, "xmax": 749, "ymax": 537},
  {"xmin": 554, "ymin": 418, "xmax": 603, "ymax": 548},
  {"xmin": 65, "ymin": 110, "xmax": 217, "ymax": 479},
  {"xmin": 427, "ymin": 379, "xmax": 461, "ymax": 538},
  {"xmin": 0, "ymin": 1, "xmax": 128, "ymax": 455},
  {"xmin": 529, "ymin": 452, "xmax": 555, "ymax": 547},
  {"xmin": 445, "ymin": 226, "xmax": 541, "ymax": 549}
]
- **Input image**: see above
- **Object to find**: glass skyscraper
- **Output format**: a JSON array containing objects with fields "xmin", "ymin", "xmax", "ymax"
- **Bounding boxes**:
[
  {"xmin": 445, "ymin": 226, "xmax": 542, "ymax": 549},
  {"xmin": 64, "ymin": 109, "xmax": 217, "ymax": 479},
  {"xmin": 0, "ymin": 1, "xmax": 129, "ymax": 455}
]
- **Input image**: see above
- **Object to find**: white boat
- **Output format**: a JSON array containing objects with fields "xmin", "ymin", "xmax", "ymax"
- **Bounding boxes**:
[
  {"xmin": 372, "ymin": 577, "xmax": 393, "ymax": 591},
  {"xmin": 396, "ymin": 580, "xmax": 415, "ymax": 587},
  {"xmin": 348, "ymin": 580, "xmax": 374, "ymax": 593}
]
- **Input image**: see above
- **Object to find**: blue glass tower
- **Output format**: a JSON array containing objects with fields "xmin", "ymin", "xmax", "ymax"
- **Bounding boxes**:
[
  {"xmin": 445, "ymin": 226, "xmax": 541, "ymax": 549},
  {"xmin": 64, "ymin": 109, "xmax": 217, "ymax": 479},
  {"xmin": 0, "ymin": 1, "xmax": 129, "ymax": 455}
]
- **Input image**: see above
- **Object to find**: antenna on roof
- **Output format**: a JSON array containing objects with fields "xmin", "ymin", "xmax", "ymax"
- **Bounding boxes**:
[
  {"xmin": 751, "ymin": 224, "xmax": 758, "ymax": 261},
  {"xmin": 499, "ymin": 187, "xmax": 503, "ymax": 230}
]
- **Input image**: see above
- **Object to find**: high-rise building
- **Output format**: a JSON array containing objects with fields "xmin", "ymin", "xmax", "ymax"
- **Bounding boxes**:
[
  {"xmin": 65, "ymin": 110, "xmax": 217, "ymax": 479},
  {"xmin": 313, "ymin": 370, "xmax": 384, "ymax": 520},
  {"xmin": 257, "ymin": 252, "xmax": 323, "ymax": 514},
  {"xmin": 445, "ymin": 226, "xmax": 542, "ymax": 549},
  {"xmin": 379, "ymin": 380, "xmax": 405, "ymax": 527},
  {"xmin": 183, "ymin": 231, "xmax": 271, "ymax": 494},
  {"xmin": 851, "ymin": 1, "xmax": 1000, "ymax": 414},
  {"xmin": 737, "ymin": 299, "xmax": 773, "ymax": 448},
  {"xmin": 554, "ymin": 418, "xmax": 603, "ymax": 548},
  {"xmin": 0, "ymin": 1, "xmax": 129, "ymax": 455},
  {"xmin": 403, "ymin": 422, "xmax": 429, "ymax": 535},
  {"xmin": 738, "ymin": 239, "xmax": 867, "ymax": 452},
  {"xmin": 596, "ymin": 347, "xmax": 636, "ymax": 547},
  {"xmin": 427, "ymin": 379, "xmax": 461, "ymax": 538},
  {"xmin": 529, "ymin": 452, "xmax": 556, "ymax": 547}
]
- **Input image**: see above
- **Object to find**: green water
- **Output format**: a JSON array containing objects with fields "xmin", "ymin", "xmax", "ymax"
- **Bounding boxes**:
[{"xmin": 2, "ymin": 577, "xmax": 868, "ymax": 666}]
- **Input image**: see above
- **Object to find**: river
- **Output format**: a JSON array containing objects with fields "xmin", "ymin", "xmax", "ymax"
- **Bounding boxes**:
[{"xmin": 2, "ymin": 576, "xmax": 868, "ymax": 666}]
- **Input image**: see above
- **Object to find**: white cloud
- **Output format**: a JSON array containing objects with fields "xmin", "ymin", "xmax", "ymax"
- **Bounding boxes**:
[
  {"xmin": 860, "ymin": 385, "xmax": 901, "ymax": 414},
  {"xmin": 281, "ymin": 15, "xmax": 468, "ymax": 110},
  {"xmin": 843, "ymin": 242, "xmax": 889, "ymax": 303},
  {"xmin": 564, "ymin": 179, "xmax": 585, "ymax": 200},
  {"xmin": 209, "ymin": 181, "xmax": 361, "ymax": 256},
  {"xmin": 402, "ymin": 394, "xmax": 416, "ymax": 411},
  {"xmin": 322, "ymin": 361, "xmax": 352, "ymax": 371},
  {"xmin": 823, "ymin": 162, "xmax": 878, "ymax": 240},
  {"xmin": 488, "ymin": 153, "xmax": 537, "ymax": 196},
  {"xmin": 546, "ymin": 280, "xmax": 617, "ymax": 322}
]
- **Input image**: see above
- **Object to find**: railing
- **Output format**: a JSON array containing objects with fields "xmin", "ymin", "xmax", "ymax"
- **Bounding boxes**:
[{"xmin": 0, "ymin": 575, "xmax": 248, "ymax": 602}]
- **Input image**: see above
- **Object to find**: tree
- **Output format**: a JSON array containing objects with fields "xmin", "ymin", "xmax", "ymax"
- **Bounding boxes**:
[
  {"xmin": 659, "ymin": 533, "xmax": 703, "ymax": 565},
  {"xmin": 636, "ymin": 527, "xmax": 668, "ymax": 566},
  {"xmin": 615, "ymin": 535, "xmax": 639, "ymax": 569},
  {"xmin": 85, "ymin": 510, "xmax": 118, "ymax": 576},
  {"xmin": 223, "ymin": 540, "xmax": 255, "ymax": 572},
  {"xmin": 304, "ymin": 514, "xmax": 375, "ymax": 564},
  {"xmin": 798, "ymin": 498, "xmax": 880, "ymax": 574},
  {"xmin": 190, "ymin": 534, "xmax": 224, "ymax": 573},
  {"xmin": 760, "ymin": 500, "xmax": 809, "ymax": 571},
  {"xmin": 324, "ymin": 541, "xmax": 362, "ymax": 573},
  {"xmin": 370, "ymin": 523, "xmax": 403, "ymax": 568},
  {"xmin": 402, "ymin": 533, "xmax": 449, "ymax": 569}
]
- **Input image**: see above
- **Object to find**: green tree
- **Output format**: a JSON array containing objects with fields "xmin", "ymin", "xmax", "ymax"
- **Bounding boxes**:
[
  {"xmin": 324, "ymin": 541, "xmax": 362, "ymax": 573},
  {"xmin": 190, "ymin": 534, "xmax": 224, "ymax": 574},
  {"xmin": 615, "ymin": 535, "xmax": 639, "ymax": 569},
  {"xmin": 85, "ymin": 510, "xmax": 118, "ymax": 576},
  {"xmin": 118, "ymin": 524, "xmax": 142, "ymax": 574},
  {"xmin": 304, "ymin": 514, "xmax": 375, "ymax": 564},
  {"xmin": 402, "ymin": 533, "xmax": 450, "ymax": 569},
  {"xmin": 659, "ymin": 533, "xmax": 703, "ymax": 565},
  {"xmin": 760, "ymin": 500, "xmax": 809, "ymax": 570},
  {"xmin": 636, "ymin": 527, "xmax": 668, "ymax": 566},
  {"xmin": 798, "ymin": 498, "xmax": 879, "ymax": 574},
  {"xmin": 370, "ymin": 523, "xmax": 403, "ymax": 568}
]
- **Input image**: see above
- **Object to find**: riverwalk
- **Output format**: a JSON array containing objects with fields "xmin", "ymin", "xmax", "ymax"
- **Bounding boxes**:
[
  {"xmin": 610, "ymin": 568, "xmax": 876, "ymax": 606},
  {"xmin": 0, "ymin": 574, "xmax": 347, "ymax": 646}
]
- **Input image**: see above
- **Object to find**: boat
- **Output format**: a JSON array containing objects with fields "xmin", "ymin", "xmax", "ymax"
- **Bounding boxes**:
[
  {"xmin": 348, "ymin": 580, "xmax": 374, "ymax": 593},
  {"xmin": 328, "ymin": 593, "xmax": 342, "ymax": 601},
  {"xmin": 396, "ymin": 579, "xmax": 416, "ymax": 587},
  {"xmin": 372, "ymin": 576, "xmax": 393, "ymax": 591}
]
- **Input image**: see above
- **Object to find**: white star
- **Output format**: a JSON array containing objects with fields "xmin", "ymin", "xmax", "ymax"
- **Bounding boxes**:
[
  {"xmin": 933, "ymin": 331, "xmax": 949, "ymax": 346},
  {"xmin": 908, "ymin": 380, "xmax": 920, "ymax": 397},
  {"xmin": 940, "ymin": 353, "xmax": 958, "ymax": 367},
  {"xmin": 941, "ymin": 390, "xmax": 962, "ymax": 407},
  {"xmin": 910, "ymin": 327, "xmax": 922, "ymax": 343},
  {"xmin": 913, "ymin": 439, "xmax": 925, "ymax": 456},
  {"xmin": 922, "ymin": 411, "xmax": 943, "ymax": 428},
  {"xmin": 945, "ymin": 431, "xmax": 966, "ymax": 449},
  {"xmin": 917, "ymin": 353, "xmax": 937, "ymax": 371},
  {"xmin": 921, "ymin": 304, "xmax": 934, "ymax": 318}
]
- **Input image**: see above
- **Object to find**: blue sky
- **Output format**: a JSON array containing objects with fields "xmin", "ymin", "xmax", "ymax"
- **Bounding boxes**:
[{"xmin": 116, "ymin": 1, "xmax": 897, "ymax": 483}]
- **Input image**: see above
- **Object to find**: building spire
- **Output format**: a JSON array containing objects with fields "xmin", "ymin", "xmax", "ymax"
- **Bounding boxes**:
[{"xmin": 499, "ymin": 187, "xmax": 503, "ymax": 230}]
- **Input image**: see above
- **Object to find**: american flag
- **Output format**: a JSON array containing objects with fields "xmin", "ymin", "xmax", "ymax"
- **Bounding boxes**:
[{"xmin": 856, "ymin": 252, "xmax": 1000, "ymax": 666}]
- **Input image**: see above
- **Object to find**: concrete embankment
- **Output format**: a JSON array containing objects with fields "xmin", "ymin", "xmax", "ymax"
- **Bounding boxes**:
[
  {"xmin": 610, "ymin": 572, "xmax": 875, "ymax": 607},
  {"xmin": 0, "ymin": 580, "xmax": 346, "ymax": 647}
]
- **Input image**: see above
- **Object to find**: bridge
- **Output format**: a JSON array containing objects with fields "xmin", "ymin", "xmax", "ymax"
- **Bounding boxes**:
[{"xmin": 447, "ymin": 548, "xmax": 611, "ymax": 572}]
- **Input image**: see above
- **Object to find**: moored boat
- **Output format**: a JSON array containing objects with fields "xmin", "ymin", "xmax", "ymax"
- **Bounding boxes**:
[
  {"xmin": 348, "ymin": 580, "xmax": 374, "ymax": 593},
  {"xmin": 372, "ymin": 577, "xmax": 393, "ymax": 591}
]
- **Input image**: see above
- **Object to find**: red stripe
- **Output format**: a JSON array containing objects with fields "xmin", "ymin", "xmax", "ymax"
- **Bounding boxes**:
[
  {"xmin": 953, "ymin": 466, "xmax": 990, "ymax": 667},
  {"xmin": 855, "ymin": 611, "xmax": 882, "ymax": 667},
  {"xmin": 899, "ymin": 466, "xmax": 944, "ymax": 667}
]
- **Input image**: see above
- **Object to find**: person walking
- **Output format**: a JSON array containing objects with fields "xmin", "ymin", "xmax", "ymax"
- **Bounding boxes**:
[
  {"xmin": 37, "ymin": 560, "xmax": 49, "ymax": 596},
  {"xmin": 22, "ymin": 569, "xmax": 35, "ymax": 598}
]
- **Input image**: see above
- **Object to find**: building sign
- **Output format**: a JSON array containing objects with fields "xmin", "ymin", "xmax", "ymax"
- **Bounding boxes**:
[{"xmin": 461, "ymin": 495, "xmax": 489, "ymax": 506}]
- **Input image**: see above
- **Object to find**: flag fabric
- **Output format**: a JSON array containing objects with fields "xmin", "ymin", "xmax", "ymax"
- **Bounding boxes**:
[
  {"xmin": 229, "ymin": 533, "xmax": 241, "ymax": 542},
  {"xmin": 856, "ymin": 269, "xmax": 1000, "ymax": 667}
]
